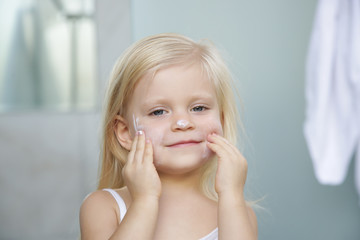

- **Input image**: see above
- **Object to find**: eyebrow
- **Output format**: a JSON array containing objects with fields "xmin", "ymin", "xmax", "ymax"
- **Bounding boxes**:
[
  {"xmin": 141, "ymin": 93, "xmax": 216, "ymax": 109},
  {"xmin": 139, "ymin": 97, "xmax": 166, "ymax": 111},
  {"xmin": 189, "ymin": 93, "xmax": 215, "ymax": 102}
]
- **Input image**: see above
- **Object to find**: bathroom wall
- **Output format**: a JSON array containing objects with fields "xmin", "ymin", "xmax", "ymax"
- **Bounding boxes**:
[
  {"xmin": 0, "ymin": 0, "xmax": 131, "ymax": 239},
  {"xmin": 0, "ymin": 112, "xmax": 99, "ymax": 239}
]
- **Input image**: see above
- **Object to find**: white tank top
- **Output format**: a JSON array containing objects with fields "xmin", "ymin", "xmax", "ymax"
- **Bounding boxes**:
[{"xmin": 102, "ymin": 189, "xmax": 218, "ymax": 240}]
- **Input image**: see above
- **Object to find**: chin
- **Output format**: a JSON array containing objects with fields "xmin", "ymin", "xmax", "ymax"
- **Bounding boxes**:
[
  {"xmin": 155, "ymin": 164, "xmax": 205, "ymax": 176},
  {"xmin": 153, "ymin": 152, "xmax": 214, "ymax": 175}
]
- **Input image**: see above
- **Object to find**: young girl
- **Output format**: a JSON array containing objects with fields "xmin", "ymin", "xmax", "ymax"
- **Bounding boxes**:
[{"xmin": 80, "ymin": 33, "xmax": 257, "ymax": 239}]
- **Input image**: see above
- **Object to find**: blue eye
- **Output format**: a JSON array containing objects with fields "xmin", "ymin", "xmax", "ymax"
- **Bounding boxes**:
[
  {"xmin": 151, "ymin": 109, "xmax": 165, "ymax": 116},
  {"xmin": 192, "ymin": 106, "xmax": 207, "ymax": 112}
]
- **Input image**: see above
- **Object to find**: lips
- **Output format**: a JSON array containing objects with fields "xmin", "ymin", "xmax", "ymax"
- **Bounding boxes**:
[{"xmin": 167, "ymin": 140, "xmax": 202, "ymax": 148}]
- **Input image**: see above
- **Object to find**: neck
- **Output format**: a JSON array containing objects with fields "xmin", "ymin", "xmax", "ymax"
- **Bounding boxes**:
[{"xmin": 158, "ymin": 168, "xmax": 203, "ymax": 197}]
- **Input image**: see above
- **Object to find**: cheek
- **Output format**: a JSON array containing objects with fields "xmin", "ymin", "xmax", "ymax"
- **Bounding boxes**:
[
  {"xmin": 134, "ymin": 118, "xmax": 165, "ymax": 147},
  {"xmin": 197, "ymin": 116, "xmax": 223, "ymax": 159},
  {"xmin": 135, "ymin": 121, "xmax": 167, "ymax": 165},
  {"xmin": 198, "ymin": 116, "xmax": 223, "ymax": 137},
  {"xmin": 145, "ymin": 127, "xmax": 164, "ymax": 147}
]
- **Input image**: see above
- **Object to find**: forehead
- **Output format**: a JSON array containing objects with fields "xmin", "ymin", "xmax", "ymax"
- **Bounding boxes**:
[{"xmin": 132, "ymin": 63, "xmax": 217, "ymax": 103}]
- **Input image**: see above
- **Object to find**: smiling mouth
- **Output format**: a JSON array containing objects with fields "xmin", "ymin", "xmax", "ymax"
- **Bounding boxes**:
[{"xmin": 167, "ymin": 141, "xmax": 202, "ymax": 148}]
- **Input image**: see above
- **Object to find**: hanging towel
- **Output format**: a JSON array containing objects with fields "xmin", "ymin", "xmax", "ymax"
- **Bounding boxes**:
[{"xmin": 304, "ymin": 0, "xmax": 360, "ymax": 201}]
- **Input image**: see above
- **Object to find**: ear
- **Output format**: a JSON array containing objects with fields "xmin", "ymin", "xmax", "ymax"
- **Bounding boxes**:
[{"xmin": 114, "ymin": 115, "xmax": 132, "ymax": 151}]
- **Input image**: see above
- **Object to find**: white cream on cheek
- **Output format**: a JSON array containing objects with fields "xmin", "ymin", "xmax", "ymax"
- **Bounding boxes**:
[
  {"xmin": 132, "ymin": 114, "xmax": 142, "ymax": 132},
  {"xmin": 132, "ymin": 114, "xmax": 165, "ymax": 164}
]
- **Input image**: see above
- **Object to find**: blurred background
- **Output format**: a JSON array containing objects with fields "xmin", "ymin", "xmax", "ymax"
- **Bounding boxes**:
[{"xmin": 1, "ymin": 0, "xmax": 359, "ymax": 239}]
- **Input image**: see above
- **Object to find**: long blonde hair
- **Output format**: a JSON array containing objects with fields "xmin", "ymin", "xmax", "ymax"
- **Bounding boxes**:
[{"xmin": 97, "ymin": 33, "xmax": 241, "ymax": 200}]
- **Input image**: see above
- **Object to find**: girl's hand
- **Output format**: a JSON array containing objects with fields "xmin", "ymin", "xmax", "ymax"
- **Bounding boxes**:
[
  {"xmin": 206, "ymin": 133, "xmax": 248, "ymax": 197},
  {"xmin": 122, "ymin": 131, "xmax": 162, "ymax": 202}
]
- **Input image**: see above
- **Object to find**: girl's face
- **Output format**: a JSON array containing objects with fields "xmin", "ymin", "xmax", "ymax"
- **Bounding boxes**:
[{"xmin": 125, "ymin": 63, "xmax": 223, "ymax": 175}]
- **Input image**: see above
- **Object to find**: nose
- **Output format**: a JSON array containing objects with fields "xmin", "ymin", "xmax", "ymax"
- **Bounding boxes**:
[{"xmin": 171, "ymin": 115, "xmax": 195, "ymax": 131}]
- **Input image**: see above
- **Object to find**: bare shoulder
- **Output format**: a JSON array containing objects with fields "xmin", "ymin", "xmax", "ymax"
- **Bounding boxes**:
[
  {"xmin": 81, "ymin": 190, "xmax": 117, "ymax": 211},
  {"xmin": 79, "ymin": 190, "xmax": 119, "ymax": 239},
  {"xmin": 246, "ymin": 204, "xmax": 258, "ymax": 235}
]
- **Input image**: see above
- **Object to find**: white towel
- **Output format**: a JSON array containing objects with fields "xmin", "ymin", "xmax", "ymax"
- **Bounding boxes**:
[{"xmin": 304, "ymin": 0, "xmax": 360, "ymax": 201}]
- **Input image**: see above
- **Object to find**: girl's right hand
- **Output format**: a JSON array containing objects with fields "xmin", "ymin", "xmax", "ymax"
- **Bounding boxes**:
[{"xmin": 122, "ymin": 130, "xmax": 162, "ymax": 202}]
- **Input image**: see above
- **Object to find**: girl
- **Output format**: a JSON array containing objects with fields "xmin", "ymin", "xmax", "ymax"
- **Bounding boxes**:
[{"xmin": 80, "ymin": 33, "xmax": 257, "ymax": 239}]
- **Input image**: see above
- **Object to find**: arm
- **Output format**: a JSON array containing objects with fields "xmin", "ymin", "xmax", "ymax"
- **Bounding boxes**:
[
  {"xmin": 207, "ymin": 134, "xmax": 257, "ymax": 240},
  {"xmin": 108, "ymin": 196, "xmax": 159, "ymax": 240},
  {"xmin": 218, "ymin": 192, "xmax": 257, "ymax": 240},
  {"xmin": 80, "ymin": 131, "xmax": 161, "ymax": 240},
  {"xmin": 80, "ymin": 191, "xmax": 159, "ymax": 240}
]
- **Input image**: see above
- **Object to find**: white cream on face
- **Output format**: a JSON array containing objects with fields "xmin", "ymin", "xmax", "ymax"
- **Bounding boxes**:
[
  {"xmin": 132, "ymin": 114, "xmax": 138, "ymax": 132},
  {"xmin": 176, "ymin": 119, "xmax": 189, "ymax": 128},
  {"xmin": 132, "ymin": 114, "xmax": 144, "ymax": 132},
  {"xmin": 132, "ymin": 113, "xmax": 164, "ymax": 164}
]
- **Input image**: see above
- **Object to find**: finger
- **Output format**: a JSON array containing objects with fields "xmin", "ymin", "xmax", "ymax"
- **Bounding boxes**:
[
  {"xmin": 210, "ymin": 134, "xmax": 242, "ymax": 157},
  {"xmin": 144, "ymin": 138, "xmax": 154, "ymax": 164},
  {"xmin": 213, "ymin": 135, "xmax": 245, "ymax": 161},
  {"xmin": 207, "ymin": 134, "xmax": 235, "ymax": 155},
  {"xmin": 134, "ymin": 130, "xmax": 146, "ymax": 164},
  {"xmin": 207, "ymin": 141, "xmax": 229, "ymax": 160},
  {"xmin": 127, "ymin": 134, "xmax": 138, "ymax": 163},
  {"xmin": 208, "ymin": 133, "xmax": 232, "ymax": 147}
]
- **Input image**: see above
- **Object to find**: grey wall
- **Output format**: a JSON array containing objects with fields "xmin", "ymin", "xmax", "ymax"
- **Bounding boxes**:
[
  {"xmin": 131, "ymin": 0, "xmax": 360, "ymax": 239},
  {"xmin": 0, "ymin": 113, "xmax": 100, "ymax": 239}
]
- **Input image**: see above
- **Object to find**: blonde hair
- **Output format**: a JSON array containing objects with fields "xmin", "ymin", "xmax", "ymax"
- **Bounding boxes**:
[{"xmin": 97, "ymin": 33, "xmax": 241, "ymax": 201}]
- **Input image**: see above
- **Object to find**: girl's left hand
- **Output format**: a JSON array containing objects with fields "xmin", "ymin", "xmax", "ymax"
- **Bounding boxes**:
[{"xmin": 206, "ymin": 133, "xmax": 248, "ymax": 197}]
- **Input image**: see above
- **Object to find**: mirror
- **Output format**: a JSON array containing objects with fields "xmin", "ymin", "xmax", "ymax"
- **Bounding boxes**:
[{"xmin": 0, "ymin": 0, "xmax": 97, "ymax": 112}]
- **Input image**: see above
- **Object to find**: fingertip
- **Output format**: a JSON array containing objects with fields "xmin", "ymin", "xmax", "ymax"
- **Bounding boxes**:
[
  {"xmin": 137, "ymin": 130, "xmax": 146, "ymax": 143},
  {"xmin": 137, "ymin": 130, "xmax": 146, "ymax": 141},
  {"xmin": 146, "ymin": 138, "xmax": 153, "ymax": 148},
  {"xmin": 208, "ymin": 132, "xmax": 218, "ymax": 137},
  {"xmin": 144, "ymin": 138, "xmax": 154, "ymax": 159},
  {"xmin": 206, "ymin": 141, "xmax": 214, "ymax": 148},
  {"xmin": 207, "ymin": 135, "xmax": 215, "ymax": 143}
]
